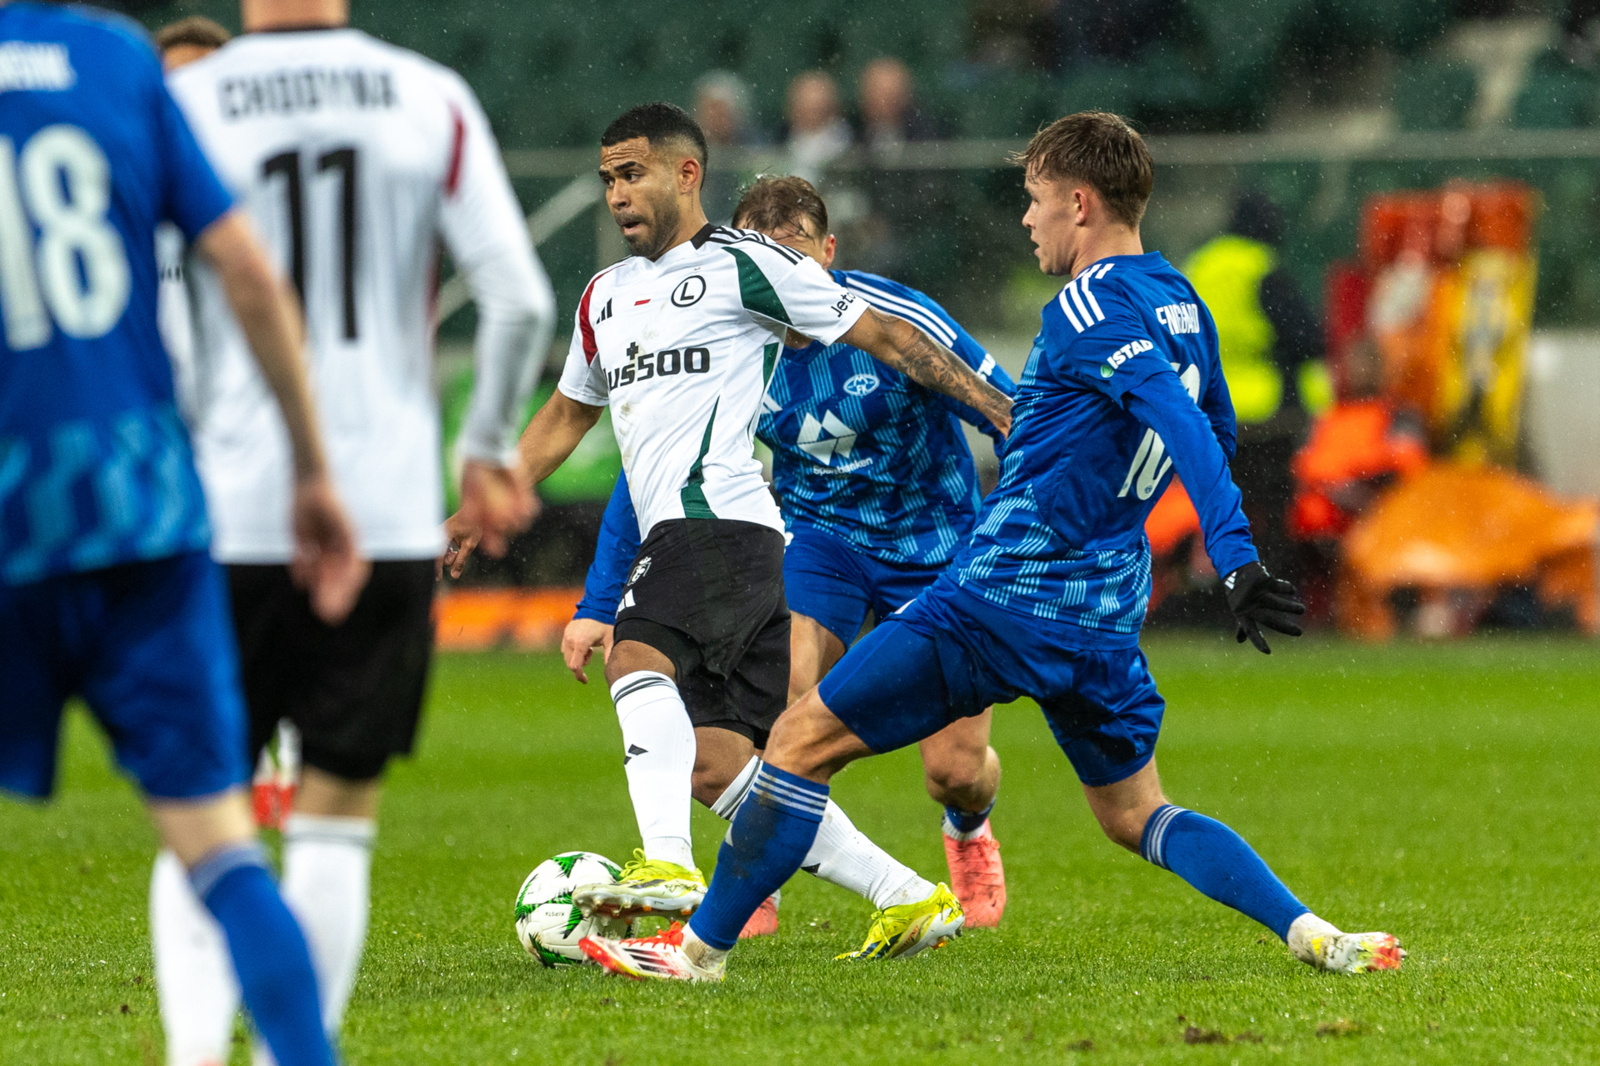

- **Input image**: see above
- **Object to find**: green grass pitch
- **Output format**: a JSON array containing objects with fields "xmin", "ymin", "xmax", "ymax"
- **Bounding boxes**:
[{"xmin": 3, "ymin": 634, "xmax": 1597, "ymax": 1064}]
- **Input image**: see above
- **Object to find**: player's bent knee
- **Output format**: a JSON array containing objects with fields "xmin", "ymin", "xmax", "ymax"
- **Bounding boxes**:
[{"xmin": 923, "ymin": 759, "xmax": 984, "ymax": 799}]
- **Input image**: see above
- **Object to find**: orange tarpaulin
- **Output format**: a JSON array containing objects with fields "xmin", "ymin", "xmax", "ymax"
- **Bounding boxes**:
[
  {"xmin": 1338, "ymin": 464, "xmax": 1599, "ymax": 638},
  {"xmin": 1289, "ymin": 399, "xmax": 1429, "ymax": 541},
  {"xmin": 1146, "ymin": 479, "xmax": 1200, "ymax": 558},
  {"xmin": 434, "ymin": 588, "xmax": 584, "ymax": 650}
]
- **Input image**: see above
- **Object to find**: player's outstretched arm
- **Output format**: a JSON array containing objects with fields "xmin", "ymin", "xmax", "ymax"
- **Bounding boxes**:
[
  {"xmin": 1123, "ymin": 371, "xmax": 1303, "ymax": 652},
  {"xmin": 841, "ymin": 308, "xmax": 1013, "ymax": 436},
  {"xmin": 440, "ymin": 390, "xmax": 604, "ymax": 578},
  {"xmin": 196, "ymin": 209, "xmax": 368, "ymax": 623}
]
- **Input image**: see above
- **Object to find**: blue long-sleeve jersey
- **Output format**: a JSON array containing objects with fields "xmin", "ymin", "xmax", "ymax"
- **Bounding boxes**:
[
  {"xmin": 950, "ymin": 251, "xmax": 1256, "ymax": 647},
  {"xmin": 575, "ymin": 269, "xmax": 1014, "ymax": 621}
]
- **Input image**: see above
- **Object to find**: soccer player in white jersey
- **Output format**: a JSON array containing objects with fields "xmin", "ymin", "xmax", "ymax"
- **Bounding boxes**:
[
  {"xmin": 152, "ymin": 1, "xmax": 556, "ymax": 1062},
  {"xmin": 445, "ymin": 103, "xmax": 1012, "ymax": 957}
]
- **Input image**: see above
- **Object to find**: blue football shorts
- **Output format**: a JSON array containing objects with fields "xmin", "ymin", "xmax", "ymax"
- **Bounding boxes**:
[
  {"xmin": 0, "ymin": 551, "xmax": 250, "ymax": 801},
  {"xmin": 783, "ymin": 526, "xmax": 948, "ymax": 647},
  {"xmin": 817, "ymin": 574, "xmax": 1165, "ymax": 787}
]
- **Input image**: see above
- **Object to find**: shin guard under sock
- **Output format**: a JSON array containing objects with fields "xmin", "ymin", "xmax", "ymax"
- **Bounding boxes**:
[
  {"xmin": 1141, "ymin": 805, "xmax": 1310, "ymax": 940},
  {"xmin": 690, "ymin": 763, "xmax": 826, "ymax": 950},
  {"xmin": 190, "ymin": 843, "xmax": 333, "ymax": 1066}
]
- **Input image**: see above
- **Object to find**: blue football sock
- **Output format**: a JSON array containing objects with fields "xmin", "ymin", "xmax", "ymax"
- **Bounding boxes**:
[
  {"xmin": 942, "ymin": 798, "xmax": 996, "ymax": 837},
  {"xmin": 689, "ymin": 763, "xmax": 827, "ymax": 950},
  {"xmin": 1140, "ymin": 805, "xmax": 1310, "ymax": 941},
  {"xmin": 191, "ymin": 843, "xmax": 334, "ymax": 1066}
]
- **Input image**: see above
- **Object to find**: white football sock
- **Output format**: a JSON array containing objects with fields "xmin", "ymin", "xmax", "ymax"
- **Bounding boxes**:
[
  {"xmin": 150, "ymin": 849, "xmax": 239, "ymax": 1066},
  {"xmin": 611, "ymin": 671, "xmax": 696, "ymax": 870},
  {"xmin": 281, "ymin": 813, "xmax": 376, "ymax": 1034},
  {"xmin": 1287, "ymin": 912, "xmax": 1341, "ymax": 963},
  {"xmin": 681, "ymin": 925, "xmax": 729, "ymax": 969},
  {"xmin": 711, "ymin": 762, "xmax": 934, "ymax": 910}
]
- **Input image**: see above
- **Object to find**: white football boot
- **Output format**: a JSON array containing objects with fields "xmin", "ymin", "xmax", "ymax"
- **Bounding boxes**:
[
  {"xmin": 580, "ymin": 922, "xmax": 724, "ymax": 983},
  {"xmin": 1288, "ymin": 914, "xmax": 1405, "ymax": 973}
]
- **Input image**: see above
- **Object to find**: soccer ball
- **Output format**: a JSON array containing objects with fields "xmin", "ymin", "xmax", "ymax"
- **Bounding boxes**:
[{"xmin": 514, "ymin": 851, "xmax": 633, "ymax": 967}]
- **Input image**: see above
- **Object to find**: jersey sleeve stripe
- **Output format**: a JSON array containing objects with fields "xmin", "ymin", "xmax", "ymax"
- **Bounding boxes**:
[
  {"xmin": 845, "ymin": 279, "xmax": 958, "ymax": 347},
  {"xmin": 727, "ymin": 247, "xmax": 792, "ymax": 324},
  {"xmin": 578, "ymin": 272, "xmax": 606, "ymax": 364},
  {"xmin": 1078, "ymin": 271, "xmax": 1106, "ymax": 322},
  {"xmin": 1057, "ymin": 287, "xmax": 1085, "ymax": 332},
  {"xmin": 707, "ymin": 229, "xmax": 806, "ymax": 265},
  {"xmin": 843, "ymin": 277, "xmax": 957, "ymax": 345},
  {"xmin": 444, "ymin": 105, "xmax": 466, "ymax": 196},
  {"xmin": 1067, "ymin": 279, "xmax": 1097, "ymax": 328}
]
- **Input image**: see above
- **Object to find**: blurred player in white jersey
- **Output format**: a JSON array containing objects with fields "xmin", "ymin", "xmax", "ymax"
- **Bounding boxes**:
[
  {"xmin": 446, "ymin": 103, "xmax": 1012, "ymax": 961},
  {"xmin": 151, "ymin": 1, "xmax": 556, "ymax": 1062},
  {"xmin": 154, "ymin": 19, "xmax": 230, "ymax": 424}
]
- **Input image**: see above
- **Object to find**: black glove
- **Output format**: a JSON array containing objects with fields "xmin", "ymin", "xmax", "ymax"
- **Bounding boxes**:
[{"xmin": 1224, "ymin": 561, "xmax": 1305, "ymax": 654}]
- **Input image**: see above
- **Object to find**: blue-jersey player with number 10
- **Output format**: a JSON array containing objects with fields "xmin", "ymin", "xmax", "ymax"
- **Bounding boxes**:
[
  {"xmin": 0, "ymin": 5, "xmax": 364, "ymax": 1061},
  {"xmin": 582, "ymin": 112, "xmax": 1405, "ymax": 983}
]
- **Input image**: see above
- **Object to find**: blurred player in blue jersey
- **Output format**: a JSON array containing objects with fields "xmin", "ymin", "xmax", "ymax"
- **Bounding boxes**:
[
  {"xmin": 0, "ymin": 5, "xmax": 365, "ymax": 1061},
  {"xmin": 564, "ymin": 175, "xmax": 1014, "ymax": 942},
  {"xmin": 582, "ymin": 113, "xmax": 1405, "ymax": 983}
]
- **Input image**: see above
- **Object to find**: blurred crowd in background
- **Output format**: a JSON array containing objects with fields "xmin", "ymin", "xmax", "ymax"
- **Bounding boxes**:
[{"xmin": 126, "ymin": 0, "xmax": 1600, "ymax": 641}]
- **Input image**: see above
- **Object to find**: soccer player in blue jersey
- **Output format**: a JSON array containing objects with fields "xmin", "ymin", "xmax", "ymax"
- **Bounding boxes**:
[
  {"xmin": 582, "ymin": 112, "xmax": 1405, "ymax": 982},
  {"xmin": 0, "ymin": 5, "xmax": 368, "ymax": 1061},
  {"xmin": 564, "ymin": 174, "xmax": 1014, "ymax": 939}
]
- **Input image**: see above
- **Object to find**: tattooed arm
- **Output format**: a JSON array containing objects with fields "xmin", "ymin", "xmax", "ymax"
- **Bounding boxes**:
[{"xmin": 837, "ymin": 307, "xmax": 1013, "ymax": 435}]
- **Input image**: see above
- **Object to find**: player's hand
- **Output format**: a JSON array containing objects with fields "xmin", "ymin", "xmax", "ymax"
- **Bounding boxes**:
[
  {"xmin": 440, "ymin": 461, "xmax": 539, "ymax": 580},
  {"xmin": 290, "ymin": 475, "xmax": 370, "ymax": 624},
  {"xmin": 562, "ymin": 617, "xmax": 615, "ymax": 684},
  {"xmin": 1224, "ymin": 561, "xmax": 1305, "ymax": 654},
  {"xmin": 462, "ymin": 459, "xmax": 539, "ymax": 558},
  {"xmin": 439, "ymin": 508, "xmax": 482, "ymax": 581}
]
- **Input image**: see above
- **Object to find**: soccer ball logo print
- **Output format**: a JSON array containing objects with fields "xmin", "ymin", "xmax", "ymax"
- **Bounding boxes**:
[
  {"xmin": 671, "ymin": 275, "xmax": 706, "ymax": 307},
  {"xmin": 514, "ymin": 852, "xmax": 632, "ymax": 967}
]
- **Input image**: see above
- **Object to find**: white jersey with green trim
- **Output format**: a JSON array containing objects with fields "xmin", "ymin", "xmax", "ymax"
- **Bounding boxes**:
[{"xmin": 558, "ymin": 224, "xmax": 868, "ymax": 539}]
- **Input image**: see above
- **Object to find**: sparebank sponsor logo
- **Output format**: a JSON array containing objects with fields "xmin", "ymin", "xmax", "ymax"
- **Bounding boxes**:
[{"xmin": 797, "ymin": 410, "xmax": 858, "ymax": 465}]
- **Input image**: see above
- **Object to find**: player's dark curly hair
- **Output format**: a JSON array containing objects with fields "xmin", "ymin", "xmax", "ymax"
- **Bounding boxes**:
[
  {"xmin": 1015, "ymin": 111, "xmax": 1153, "ymax": 228},
  {"xmin": 601, "ymin": 102, "xmax": 709, "ymax": 169},
  {"xmin": 731, "ymin": 175, "xmax": 828, "ymax": 238}
]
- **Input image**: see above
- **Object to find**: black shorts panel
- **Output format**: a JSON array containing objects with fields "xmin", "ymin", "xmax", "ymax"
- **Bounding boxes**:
[
  {"xmin": 229, "ymin": 559, "xmax": 434, "ymax": 781},
  {"xmin": 613, "ymin": 519, "xmax": 790, "ymax": 746}
]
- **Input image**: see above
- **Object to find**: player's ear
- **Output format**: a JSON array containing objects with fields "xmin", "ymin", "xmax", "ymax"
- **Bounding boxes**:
[
  {"xmin": 821, "ymin": 234, "xmax": 837, "ymax": 270},
  {"xmin": 1074, "ymin": 186, "xmax": 1092, "ymax": 227},
  {"xmin": 679, "ymin": 154, "xmax": 703, "ymax": 198}
]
